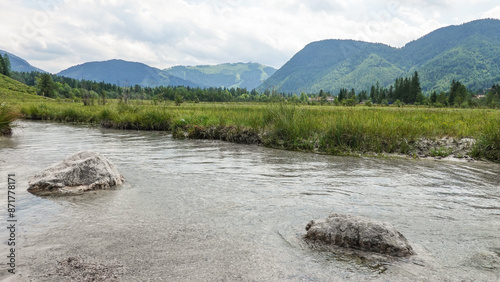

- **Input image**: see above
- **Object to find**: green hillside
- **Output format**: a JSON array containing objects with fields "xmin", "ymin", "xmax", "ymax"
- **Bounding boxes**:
[
  {"xmin": 163, "ymin": 63, "xmax": 277, "ymax": 89},
  {"xmin": 311, "ymin": 54, "xmax": 406, "ymax": 93},
  {"xmin": 260, "ymin": 19, "xmax": 500, "ymax": 94},
  {"xmin": 417, "ymin": 37, "xmax": 500, "ymax": 92},
  {"xmin": 0, "ymin": 74, "xmax": 40, "ymax": 101}
]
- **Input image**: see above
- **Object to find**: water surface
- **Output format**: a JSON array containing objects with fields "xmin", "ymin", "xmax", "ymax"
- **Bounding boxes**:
[{"xmin": 1, "ymin": 121, "xmax": 499, "ymax": 281}]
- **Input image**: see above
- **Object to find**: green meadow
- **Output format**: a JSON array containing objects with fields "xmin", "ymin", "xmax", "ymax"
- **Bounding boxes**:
[
  {"xmin": 1, "ymin": 74, "xmax": 499, "ymax": 162},
  {"xmin": 15, "ymin": 100, "xmax": 500, "ymax": 162}
]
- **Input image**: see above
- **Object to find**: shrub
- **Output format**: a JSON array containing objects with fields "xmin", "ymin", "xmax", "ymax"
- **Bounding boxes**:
[
  {"xmin": 345, "ymin": 99, "xmax": 357, "ymax": 107},
  {"xmin": 175, "ymin": 95, "xmax": 184, "ymax": 106}
]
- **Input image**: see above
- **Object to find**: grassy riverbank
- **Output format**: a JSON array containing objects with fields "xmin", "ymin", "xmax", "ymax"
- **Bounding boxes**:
[
  {"xmin": 16, "ymin": 100, "xmax": 500, "ymax": 162},
  {"xmin": 0, "ymin": 103, "xmax": 18, "ymax": 135},
  {"xmin": 0, "ymin": 74, "xmax": 41, "ymax": 135}
]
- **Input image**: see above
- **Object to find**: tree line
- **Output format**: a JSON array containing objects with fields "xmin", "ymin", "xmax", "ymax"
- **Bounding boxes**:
[
  {"xmin": 11, "ymin": 71, "xmax": 282, "ymax": 103},
  {"xmin": 9, "ymin": 70, "xmax": 500, "ymax": 108},
  {"xmin": 311, "ymin": 71, "xmax": 499, "ymax": 108}
]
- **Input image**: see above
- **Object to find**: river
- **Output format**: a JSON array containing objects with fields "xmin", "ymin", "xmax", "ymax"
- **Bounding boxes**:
[{"xmin": 1, "ymin": 121, "xmax": 499, "ymax": 281}]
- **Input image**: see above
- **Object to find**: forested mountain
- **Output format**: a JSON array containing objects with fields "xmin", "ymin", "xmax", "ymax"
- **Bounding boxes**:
[
  {"xmin": 164, "ymin": 63, "xmax": 276, "ymax": 90},
  {"xmin": 58, "ymin": 60, "xmax": 276, "ymax": 89},
  {"xmin": 260, "ymin": 19, "xmax": 500, "ymax": 94},
  {"xmin": 0, "ymin": 49, "xmax": 46, "ymax": 73},
  {"xmin": 57, "ymin": 59, "xmax": 201, "ymax": 88}
]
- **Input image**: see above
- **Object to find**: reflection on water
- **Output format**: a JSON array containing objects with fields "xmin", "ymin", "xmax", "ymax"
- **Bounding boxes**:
[{"xmin": 1, "ymin": 121, "xmax": 499, "ymax": 281}]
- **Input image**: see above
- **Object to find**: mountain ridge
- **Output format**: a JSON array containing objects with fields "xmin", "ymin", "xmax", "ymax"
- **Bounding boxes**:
[
  {"xmin": 0, "ymin": 49, "xmax": 47, "ymax": 73},
  {"xmin": 57, "ymin": 59, "xmax": 202, "ymax": 88},
  {"xmin": 260, "ymin": 18, "xmax": 500, "ymax": 94},
  {"xmin": 164, "ymin": 62, "xmax": 276, "ymax": 89},
  {"xmin": 57, "ymin": 60, "xmax": 276, "ymax": 89}
]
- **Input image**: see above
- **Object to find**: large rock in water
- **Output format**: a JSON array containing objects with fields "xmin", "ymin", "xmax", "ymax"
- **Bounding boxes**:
[
  {"xmin": 305, "ymin": 213, "xmax": 414, "ymax": 257},
  {"xmin": 28, "ymin": 151, "xmax": 124, "ymax": 196}
]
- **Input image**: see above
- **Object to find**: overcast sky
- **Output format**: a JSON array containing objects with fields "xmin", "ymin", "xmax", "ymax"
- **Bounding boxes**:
[{"xmin": 1, "ymin": 0, "xmax": 499, "ymax": 73}]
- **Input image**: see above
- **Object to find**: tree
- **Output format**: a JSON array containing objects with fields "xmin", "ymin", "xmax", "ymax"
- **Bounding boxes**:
[
  {"xmin": 437, "ymin": 91, "xmax": 447, "ymax": 105},
  {"xmin": 0, "ymin": 54, "xmax": 11, "ymax": 77},
  {"xmin": 0, "ymin": 55, "xmax": 4, "ymax": 75},
  {"xmin": 370, "ymin": 85, "xmax": 376, "ymax": 103},
  {"xmin": 300, "ymin": 92, "xmax": 309, "ymax": 103},
  {"xmin": 388, "ymin": 85, "xmax": 394, "ymax": 102},
  {"xmin": 288, "ymin": 94, "xmax": 300, "ymax": 104},
  {"xmin": 449, "ymin": 80, "xmax": 468, "ymax": 106},
  {"xmin": 358, "ymin": 90, "xmax": 368, "ymax": 102},
  {"xmin": 81, "ymin": 89, "xmax": 94, "ymax": 106},
  {"xmin": 338, "ymin": 88, "xmax": 348, "ymax": 101},
  {"xmin": 37, "ymin": 73, "xmax": 56, "ymax": 98},
  {"xmin": 348, "ymin": 88, "xmax": 356, "ymax": 100},
  {"xmin": 430, "ymin": 91, "xmax": 437, "ymax": 104},
  {"xmin": 100, "ymin": 90, "xmax": 107, "ymax": 105},
  {"xmin": 409, "ymin": 71, "xmax": 422, "ymax": 104},
  {"xmin": 486, "ymin": 84, "xmax": 500, "ymax": 108},
  {"xmin": 377, "ymin": 88, "xmax": 386, "ymax": 104}
]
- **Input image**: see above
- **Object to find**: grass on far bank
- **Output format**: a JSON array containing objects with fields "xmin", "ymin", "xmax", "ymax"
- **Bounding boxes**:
[{"xmin": 16, "ymin": 99, "xmax": 500, "ymax": 162}]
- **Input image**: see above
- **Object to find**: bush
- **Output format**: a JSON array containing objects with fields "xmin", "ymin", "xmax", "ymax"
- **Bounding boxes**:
[
  {"xmin": 345, "ymin": 99, "xmax": 357, "ymax": 107},
  {"xmin": 175, "ymin": 95, "xmax": 184, "ymax": 106}
]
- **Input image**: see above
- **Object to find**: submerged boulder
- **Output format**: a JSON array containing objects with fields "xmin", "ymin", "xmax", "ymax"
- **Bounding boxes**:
[
  {"xmin": 28, "ymin": 151, "xmax": 124, "ymax": 196},
  {"xmin": 305, "ymin": 213, "xmax": 414, "ymax": 257}
]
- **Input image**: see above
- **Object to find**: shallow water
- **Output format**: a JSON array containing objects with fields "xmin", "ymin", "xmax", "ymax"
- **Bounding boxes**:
[{"xmin": 0, "ymin": 121, "xmax": 499, "ymax": 281}]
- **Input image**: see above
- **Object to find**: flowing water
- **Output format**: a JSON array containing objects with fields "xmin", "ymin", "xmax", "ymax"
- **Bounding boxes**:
[{"xmin": 0, "ymin": 121, "xmax": 499, "ymax": 281}]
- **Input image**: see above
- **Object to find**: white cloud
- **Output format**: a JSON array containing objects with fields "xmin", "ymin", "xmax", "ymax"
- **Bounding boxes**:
[
  {"xmin": 482, "ymin": 6, "xmax": 500, "ymax": 18},
  {"xmin": 0, "ymin": 0, "xmax": 498, "ymax": 73}
]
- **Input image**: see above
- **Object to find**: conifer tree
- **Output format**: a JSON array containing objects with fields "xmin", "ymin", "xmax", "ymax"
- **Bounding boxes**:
[
  {"xmin": 37, "ymin": 73, "xmax": 56, "ymax": 98},
  {"xmin": 338, "ymin": 88, "xmax": 348, "ymax": 101},
  {"xmin": 0, "ymin": 55, "xmax": 4, "ymax": 75},
  {"xmin": 0, "ymin": 54, "xmax": 11, "ymax": 76},
  {"xmin": 409, "ymin": 71, "xmax": 421, "ymax": 104}
]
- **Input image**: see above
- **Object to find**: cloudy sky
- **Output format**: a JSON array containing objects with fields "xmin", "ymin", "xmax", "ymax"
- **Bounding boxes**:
[{"xmin": 1, "ymin": 0, "xmax": 499, "ymax": 73}]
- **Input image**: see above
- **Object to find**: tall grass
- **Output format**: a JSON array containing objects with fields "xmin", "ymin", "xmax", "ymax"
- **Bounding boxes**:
[
  {"xmin": 17, "ymin": 100, "xmax": 500, "ymax": 162},
  {"xmin": 471, "ymin": 116, "xmax": 500, "ymax": 162},
  {"xmin": 262, "ymin": 104, "xmax": 500, "ymax": 157},
  {"xmin": 0, "ymin": 102, "xmax": 19, "ymax": 136}
]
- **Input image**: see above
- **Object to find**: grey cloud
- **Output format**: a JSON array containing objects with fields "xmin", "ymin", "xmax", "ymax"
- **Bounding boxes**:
[{"xmin": 5, "ymin": 0, "xmax": 499, "ymax": 73}]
